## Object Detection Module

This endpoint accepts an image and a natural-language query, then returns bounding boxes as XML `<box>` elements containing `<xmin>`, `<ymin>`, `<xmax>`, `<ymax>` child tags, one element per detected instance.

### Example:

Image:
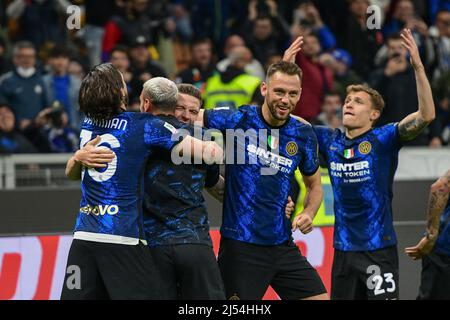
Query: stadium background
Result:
<box><xmin>1</xmin><ymin>148</ymin><xmax>449</xmax><ymax>300</ymax></box>
<box><xmin>1</xmin><ymin>0</ymin><xmax>450</xmax><ymax>300</ymax></box>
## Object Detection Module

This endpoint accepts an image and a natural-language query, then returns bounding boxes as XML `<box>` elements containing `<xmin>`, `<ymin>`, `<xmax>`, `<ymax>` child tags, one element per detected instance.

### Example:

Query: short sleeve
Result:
<box><xmin>204</xmin><ymin>107</ymin><xmax>245</xmax><ymax>131</ymax></box>
<box><xmin>376</xmin><ymin>123</ymin><xmax>403</xmax><ymax>151</ymax></box>
<box><xmin>144</xmin><ymin>118</ymin><xmax>187</xmax><ymax>151</ymax></box>
<box><xmin>299</xmin><ymin>127</ymin><xmax>320</xmax><ymax>176</ymax></box>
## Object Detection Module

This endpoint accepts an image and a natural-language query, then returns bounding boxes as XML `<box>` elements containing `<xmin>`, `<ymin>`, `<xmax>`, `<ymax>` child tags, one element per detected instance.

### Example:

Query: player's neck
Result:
<box><xmin>152</xmin><ymin>110</ymin><xmax>174</xmax><ymax>117</ymax></box>
<box><xmin>261</xmin><ymin>103</ymin><xmax>286</xmax><ymax>127</ymax></box>
<box><xmin>345</xmin><ymin>125</ymin><xmax>372</xmax><ymax>139</ymax></box>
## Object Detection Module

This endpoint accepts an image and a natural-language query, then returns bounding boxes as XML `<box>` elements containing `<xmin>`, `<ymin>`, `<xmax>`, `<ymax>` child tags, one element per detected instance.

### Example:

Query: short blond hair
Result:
<box><xmin>346</xmin><ymin>84</ymin><xmax>385</xmax><ymax>113</ymax></box>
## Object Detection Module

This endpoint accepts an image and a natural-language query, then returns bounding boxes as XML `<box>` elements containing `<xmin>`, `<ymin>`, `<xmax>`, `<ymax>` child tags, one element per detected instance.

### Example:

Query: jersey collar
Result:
<box><xmin>257</xmin><ymin>105</ymin><xmax>291</xmax><ymax>129</ymax></box>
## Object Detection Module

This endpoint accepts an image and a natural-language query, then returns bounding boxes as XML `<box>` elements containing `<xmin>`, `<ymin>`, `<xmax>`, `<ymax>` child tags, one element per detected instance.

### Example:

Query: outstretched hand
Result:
<box><xmin>283</xmin><ymin>36</ymin><xmax>304</xmax><ymax>63</ymax></box>
<box><xmin>400</xmin><ymin>28</ymin><xmax>423</xmax><ymax>70</ymax></box>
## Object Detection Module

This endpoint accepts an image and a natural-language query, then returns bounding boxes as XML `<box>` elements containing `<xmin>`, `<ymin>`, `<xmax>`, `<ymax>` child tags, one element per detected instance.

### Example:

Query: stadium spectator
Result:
<box><xmin>102</xmin><ymin>0</ymin><xmax>154</xmax><ymax>61</ymax></box>
<box><xmin>145</xmin><ymin>0</ymin><xmax>179</xmax><ymax>77</ymax></box>
<box><xmin>369</xmin><ymin>33</ymin><xmax>441</xmax><ymax>146</ymax></box>
<box><xmin>67</xmin><ymin>58</ymin><xmax>86</xmax><ymax>81</ymax></box>
<box><xmin>0</xmin><ymin>36</ymin><xmax>12</xmax><ymax>75</ymax></box>
<box><xmin>42</xmin><ymin>46</ymin><xmax>82</xmax><ymax>130</ymax></box>
<box><xmin>6</xmin><ymin>0</ymin><xmax>70</xmax><ymax>51</ymax></box>
<box><xmin>290</xmin><ymin>1</ymin><xmax>336</xmax><ymax>51</ymax></box>
<box><xmin>376</xmin><ymin>0</ymin><xmax>431</xmax><ymax>73</ymax></box>
<box><xmin>0</xmin><ymin>41</ymin><xmax>47</xmax><ymax>131</ymax></box>
<box><xmin>314</xmin><ymin>92</ymin><xmax>343</xmax><ymax>130</ymax></box>
<box><xmin>190</xmin><ymin>0</ymin><xmax>244</xmax><ymax>53</ymax></box>
<box><xmin>0</xmin><ymin>103</ymin><xmax>37</xmax><ymax>154</ymax></box>
<box><xmin>80</xmin><ymin>0</ymin><xmax>121</xmax><ymax>68</ymax></box>
<box><xmin>337</xmin><ymin>0</ymin><xmax>383</xmax><ymax>80</ymax></box>
<box><xmin>128</xmin><ymin>37</ymin><xmax>167</xmax><ymax>109</ymax></box>
<box><xmin>433</xmin><ymin>70</ymin><xmax>450</xmax><ymax>145</ymax></box>
<box><xmin>293</xmin><ymin>33</ymin><xmax>334</xmax><ymax>121</ymax></box>
<box><xmin>35</xmin><ymin>102</ymin><xmax>79</xmax><ymax>153</ymax></box>
<box><xmin>428</xmin><ymin>9</ymin><xmax>450</xmax><ymax>80</ymax></box>
<box><xmin>319</xmin><ymin>48</ymin><xmax>362</xmax><ymax>99</ymax></box>
<box><xmin>109</xmin><ymin>46</ymin><xmax>134</xmax><ymax>107</ymax></box>
<box><xmin>383</xmin><ymin>0</ymin><xmax>428</xmax><ymax>37</ymax></box>
<box><xmin>244</xmin><ymin>15</ymin><xmax>289</xmax><ymax>67</ymax></box>
<box><xmin>174</xmin><ymin>38</ymin><xmax>215</xmax><ymax>90</ymax></box>
<box><xmin>203</xmin><ymin>46</ymin><xmax>262</xmax><ymax>109</ymax></box>
<box><xmin>217</xmin><ymin>34</ymin><xmax>266</xmax><ymax>81</ymax></box>
<box><xmin>171</xmin><ymin>2</ymin><xmax>193</xmax><ymax>43</ymax></box>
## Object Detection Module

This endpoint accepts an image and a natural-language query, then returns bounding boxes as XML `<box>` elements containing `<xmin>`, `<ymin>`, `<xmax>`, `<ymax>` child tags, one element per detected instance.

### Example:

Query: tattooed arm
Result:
<box><xmin>405</xmin><ymin>169</ymin><xmax>450</xmax><ymax>260</ymax></box>
<box><xmin>397</xmin><ymin>29</ymin><xmax>435</xmax><ymax>141</ymax></box>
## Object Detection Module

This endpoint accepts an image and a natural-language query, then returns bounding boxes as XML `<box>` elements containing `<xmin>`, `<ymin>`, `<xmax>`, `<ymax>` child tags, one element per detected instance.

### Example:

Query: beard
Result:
<box><xmin>267</xmin><ymin>98</ymin><xmax>291</xmax><ymax>121</ymax></box>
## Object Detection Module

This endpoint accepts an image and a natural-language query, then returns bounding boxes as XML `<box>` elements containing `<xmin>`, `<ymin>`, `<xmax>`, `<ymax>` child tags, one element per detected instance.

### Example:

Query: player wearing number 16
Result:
<box><xmin>61</xmin><ymin>64</ymin><xmax>220</xmax><ymax>299</ymax></box>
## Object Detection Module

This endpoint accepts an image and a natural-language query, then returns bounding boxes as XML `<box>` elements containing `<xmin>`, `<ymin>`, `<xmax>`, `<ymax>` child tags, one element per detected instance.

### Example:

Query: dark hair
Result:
<box><xmin>255</xmin><ymin>14</ymin><xmax>272</xmax><ymax>22</ymax></box>
<box><xmin>191</xmin><ymin>37</ymin><xmax>212</xmax><ymax>49</ymax></box>
<box><xmin>79</xmin><ymin>63</ymin><xmax>125</xmax><ymax>121</ymax></box>
<box><xmin>13</xmin><ymin>41</ymin><xmax>35</xmax><ymax>56</ymax></box>
<box><xmin>177</xmin><ymin>83</ymin><xmax>202</xmax><ymax>105</ymax></box>
<box><xmin>110</xmin><ymin>45</ymin><xmax>130</xmax><ymax>58</ymax></box>
<box><xmin>48</xmin><ymin>45</ymin><xmax>69</xmax><ymax>59</ymax></box>
<box><xmin>386</xmin><ymin>33</ymin><xmax>403</xmax><ymax>43</ymax></box>
<box><xmin>324</xmin><ymin>90</ymin><xmax>342</xmax><ymax>99</ymax></box>
<box><xmin>266</xmin><ymin>61</ymin><xmax>303</xmax><ymax>82</ymax></box>
<box><xmin>0</xmin><ymin>103</ymin><xmax>13</xmax><ymax>112</ymax></box>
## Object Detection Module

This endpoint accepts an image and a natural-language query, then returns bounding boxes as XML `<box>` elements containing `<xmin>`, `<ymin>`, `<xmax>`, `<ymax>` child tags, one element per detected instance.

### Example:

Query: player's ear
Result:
<box><xmin>370</xmin><ymin>109</ymin><xmax>380</xmax><ymax>122</ymax></box>
<box><xmin>144</xmin><ymin>98</ymin><xmax>153</xmax><ymax>113</ymax></box>
<box><xmin>260</xmin><ymin>82</ymin><xmax>267</xmax><ymax>97</ymax></box>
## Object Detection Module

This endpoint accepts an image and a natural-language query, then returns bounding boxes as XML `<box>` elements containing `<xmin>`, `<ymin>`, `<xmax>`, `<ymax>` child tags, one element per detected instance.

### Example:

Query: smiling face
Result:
<box><xmin>342</xmin><ymin>91</ymin><xmax>380</xmax><ymax>130</ymax></box>
<box><xmin>261</xmin><ymin>71</ymin><xmax>302</xmax><ymax>122</ymax></box>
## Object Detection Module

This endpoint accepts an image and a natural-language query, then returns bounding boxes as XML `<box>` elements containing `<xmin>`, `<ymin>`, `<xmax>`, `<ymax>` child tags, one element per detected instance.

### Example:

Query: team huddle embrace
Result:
<box><xmin>61</xmin><ymin>31</ymin><xmax>450</xmax><ymax>300</ymax></box>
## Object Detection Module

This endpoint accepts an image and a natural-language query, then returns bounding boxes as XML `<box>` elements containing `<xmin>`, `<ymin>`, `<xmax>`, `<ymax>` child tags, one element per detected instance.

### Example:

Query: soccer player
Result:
<box><xmin>62</xmin><ymin>65</ymin><xmax>219</xmax><ymax>299</ymax></box>
<box><xmin>405</xmin><ymin>169</ymin><xmax>450</xmax><ymax>300</ymax></box>
<box><xmin>284</xmin><ymin>29</ymin><xmax>436</xmax><ymax>299</ymax></box>
<box><xmin>142</xmin><ymin>83</ymin><xmax>226</xmax><ymax>299</ymax></box>
<box><xmin>79</xmin><ymin>82</ymin><xmax>296</xmax><ymax>299</ymax></box>
<box><xmin>196</xmin><ymin>61</ymin><xmax>328</xmax><ymax>300</ymax></box>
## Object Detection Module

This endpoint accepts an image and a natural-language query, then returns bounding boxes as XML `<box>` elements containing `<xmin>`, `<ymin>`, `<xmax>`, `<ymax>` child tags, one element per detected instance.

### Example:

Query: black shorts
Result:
<box><xmin>149</xmin><ymin>244</ymin><xmax>225</xmax><ymax>300</ymax></box>
<box><xmin>60</xmin><ymin>239</ymin><xmax>162</xmax><ymax>300</ymax></box>
<box><xmin>218</xmin><ymin>237</ymin><xmax>327</xmax><ymax>300</ymax></box>
<box><xmin>331</xmin><ymin>246</ymin><xmax>399</xmax><ymax>300</ymax></box>
<box><xmin>417</xmin><ymin>251</ymin><xmax>450</xmax><ymax>300</ymax></box>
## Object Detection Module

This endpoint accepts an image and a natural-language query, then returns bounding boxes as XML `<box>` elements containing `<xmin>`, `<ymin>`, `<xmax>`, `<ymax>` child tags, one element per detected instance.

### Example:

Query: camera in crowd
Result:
<box><xmin>45</xmin><ymin>101</ymin><xmax>66</xmax><ymax>129</ymax></box>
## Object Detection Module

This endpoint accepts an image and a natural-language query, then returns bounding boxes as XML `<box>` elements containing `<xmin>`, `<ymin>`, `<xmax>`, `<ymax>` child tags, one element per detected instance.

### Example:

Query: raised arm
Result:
<box><xmin>405</xmin><ymin>169</ymin><xmax>450</xmax><ymax>260</ymax></box>
<box><xmin>291</xmin><ymin>169</ymin><xmax>323</xmax><ymax>234</ymax></box>
<box><xmin>398</xmin><ymin>29</ymin><xmax>436</xmax><ymax>141</ymax></box>
<box><xmin>172</xmin><ymin>135</ymin><xmax>224</xmax><ymax>165</ymax></box>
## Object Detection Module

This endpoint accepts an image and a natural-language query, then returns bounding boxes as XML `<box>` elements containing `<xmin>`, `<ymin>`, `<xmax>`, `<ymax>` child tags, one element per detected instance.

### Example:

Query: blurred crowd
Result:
<box><xmin>0</xmin><ymin>0</ymin><xmax>450</xmax><ymax>154</ymax></box>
